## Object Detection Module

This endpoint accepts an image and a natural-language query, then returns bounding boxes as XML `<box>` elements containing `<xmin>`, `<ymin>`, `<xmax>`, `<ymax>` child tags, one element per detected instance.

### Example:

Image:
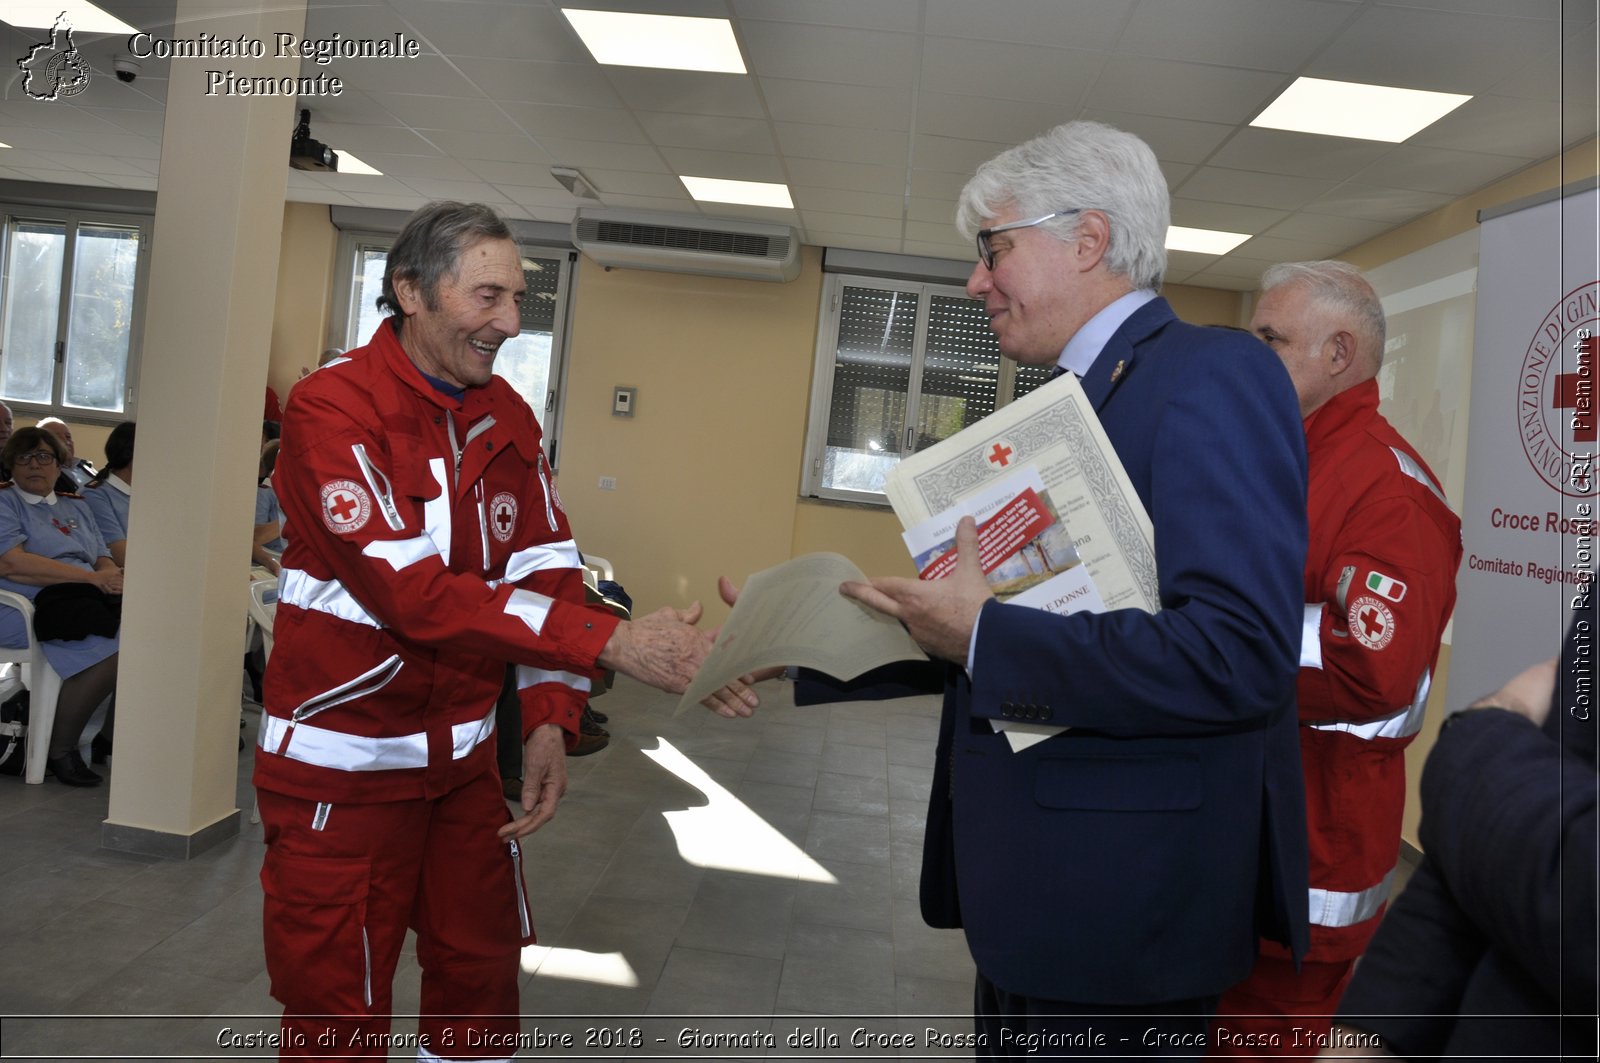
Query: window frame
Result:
<box><xmin>0</xmin><ymin>204</ymin><xmax>152</xmax><ymax>424</ymax></box>
<box><xmin>329</xmin><ymin>228</ymin><xmax>577</xmax><ymax>463</ymax></box>
<box><xmin>800</xmin><ymin>272</ymin><xmax>1029</xmax><ymax>506</ymax></box>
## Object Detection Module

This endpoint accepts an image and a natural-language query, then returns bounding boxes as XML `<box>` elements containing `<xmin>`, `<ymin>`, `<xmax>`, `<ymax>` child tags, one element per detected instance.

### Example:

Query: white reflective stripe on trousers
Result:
<box><xmin>1300</xmin><ymin>603</ymin><xmax>1325</xmax><ymax>669</ymax></box>
<box><xmin>258</xmin><ymin>705</ymin><xmax>497</xmax><ymax>772</ymax></box>
<box><xmin>280</xmin><ymin>569</ymin><xmax>384</xmax><ymax>629</ymax></box>
<box><xmin>1309</xmin><ymin>867</ymin><xmax>1396</xmax><ymax>927</ymax></box>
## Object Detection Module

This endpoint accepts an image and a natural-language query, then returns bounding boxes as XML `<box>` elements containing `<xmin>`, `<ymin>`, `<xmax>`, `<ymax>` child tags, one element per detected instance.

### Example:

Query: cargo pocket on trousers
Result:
<box><xmin>260</xmin><ymin>849</ymin><xmax>374</xmax><ymax>1015</ymax></box>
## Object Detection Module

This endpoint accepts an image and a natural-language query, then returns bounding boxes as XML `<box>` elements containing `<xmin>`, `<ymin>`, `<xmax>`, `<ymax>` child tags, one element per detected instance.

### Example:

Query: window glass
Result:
<box><xmin>0</xmin><ymin>219</ymin><xmax>66</xmax><ymax>404</ymax></box>
<box><xmin>64</xmin><ymin>224</ymin><xmax>139</xmax><ymax>411</ymax></box>
<box><xmin>803</xmin><ymin>274</ymin><xmax>1036</xmax><ymax>504</ymax></box>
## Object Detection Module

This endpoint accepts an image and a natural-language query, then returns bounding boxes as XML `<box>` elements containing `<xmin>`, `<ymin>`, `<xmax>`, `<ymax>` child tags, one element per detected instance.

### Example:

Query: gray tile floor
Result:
<box><xmin>0</xmin><ymin>679</ymin><xmax>978</xmax><ymax>1060</ymax></box>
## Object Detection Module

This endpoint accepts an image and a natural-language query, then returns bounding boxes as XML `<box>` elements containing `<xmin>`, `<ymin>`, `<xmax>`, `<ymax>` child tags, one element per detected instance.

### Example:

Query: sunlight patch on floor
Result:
<box><xmin>641</xmin><ymin>737</ymin><xmax>837</xmax><ymax>884</ymax></box>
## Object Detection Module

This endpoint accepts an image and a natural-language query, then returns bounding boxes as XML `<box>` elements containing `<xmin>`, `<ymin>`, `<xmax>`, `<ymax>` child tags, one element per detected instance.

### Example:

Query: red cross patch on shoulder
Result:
<box><xmin>1348</xmin><ymin>595</ymin><xmax>1395</xmax><ymax>651</ymax></box>
<box><xmin>320</xmin><ymin>479</ymin><xmax>372</xmax><ymax>535</ymax></box>
<box><xmin>489</xmin><ymin>491</ymin><xmax>518</xmax><ymax>543</ymax></box>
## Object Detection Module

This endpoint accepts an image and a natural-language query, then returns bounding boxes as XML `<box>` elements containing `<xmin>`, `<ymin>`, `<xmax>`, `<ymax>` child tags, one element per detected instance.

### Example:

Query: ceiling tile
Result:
<box><xmin>659</xmin><ymin>146</ymin><xmax>786</xmax><ymax>182</ymax></box>
<box><xmin>1307</xmin><ymin>4</ymin><xmax>1563</xmax><ymax>92</ymax></box>
<box><xmin>800</xmin><ymin>211</ymin><xmax>902</xmax><ymax>239</ymax></box>
<box><xmin>733</xmin><ymin>0</ymin><xmax>922</xmax><ymax>31</ymax></box>
<box><xmin>1206</xmin><ymin>128</ymin><xmax>1393</xmax><ymax>181</ymax></box>
<box><xmin>1258</xmin><ymin>212</ymin><xmax>1394</xmax><ymax>248</ymax></box>
<box><xmin>912</xmin><ymin>134</ymin><xmax>1015</xmax><ymax>176</ymax></box>
<box><xmin>1407</xmin><ymin>93</ymin><xmax>1569</xmax><ymax>157</ymax></box>
<box><xmin>605</xmin><ymin>68</ymin><xmax>766</xmax><ymax>118</ymax></box>
<box><xmin>637</xmin><ymin>112</ymin><xmax>778</xmax><ymax>155</ymax></box>
<box><xmin>914</xmin><ymin>91</ymin><xmax>1077</xmax><ymax>147</ymax></box>
<box><xmin>578</xmin><ymin>169</ymin><xmax>689</xmax><ymax>197</ymax></box>
<box><xmin>1169</xmin><ymin>198</ymin><xmax>1291</xmax><ymax>232</ymax></box>
<box><xmin>351</xmin><ymin>155</ymin><xmax>482</xmax><ymax>181</ymax></box>
<box><xmin>923</xmin><ymin>0</ymin><xmax>1133</xmax><ymax>49</ymax></box>
<box><xmin>500</xmin><ymin>102</ymin><xmax>647</xmax><ymax>144</ymax></box>
<box><xmin>773</xmin><ymin>122</ymin><xmax>908</xmax><ymax>168</ymax></box>
<box><xmin>739</xmin><ymin>21</ymin><xmax>918</xmax><ymax>88</ymax></box>
<box><xmin>1350</xmin><ymin>144</ymin><xmax>1536</xmax><ymax>195</ymax></box>
<box><xmin>1087</xmin><ymin>59</ymin><xmax>1291</xmax><ymax>125</ymax></box>
<box><xmin>464</xmin><ymin>58</ymin><xmax>624</xmax><ymax>107</ymax></box>
<box><xmin>380</xmin><ymin>94</ymin><xmax>523</xmax><ymax>135</ymax></box>
<box><xmin>388</xmin><ymin>1</ymin><xmax>588</xmax><ymax>63</ymax></box>
<box><xmin>920</xmin><ymin>36</ymin><xmax>1102</xmax><ymax>108</ymax></box>
<box><xmin>760</xmin><ymin>77</ymin><xmax>914</xmax><ymax>130</ymax></box>
<box><xmin>534</xmin><ymin>137</ymin><xmax>667</xmax><ymax>173</ymax></box>
<box><xmin>785</xmin><ymin>157</ymin><xmax>905</xmax><ymax>195</ymax></box>
<box><xmin>1302</xmin><ymin>183</ymin><xmax>1456</xmax><ymax>223</ymax></box>
<box><xmin>1176</xmin><ymin>167</ymin><xmax>1340</xmax><ymax>210</ymax></box>
<box><xmin>1119</xmin><ymin>0</ymin><xmax>1359</xmax><ymax>70</ymax></box>
<box><xmin>792</xmin><ymin>187</ymin><xmax>906</xmax><ymax>217</ymax></box>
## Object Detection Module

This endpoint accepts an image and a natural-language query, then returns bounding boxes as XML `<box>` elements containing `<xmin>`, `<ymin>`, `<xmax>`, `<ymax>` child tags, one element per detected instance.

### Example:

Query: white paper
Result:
<box><xmin>675</xmin><ymin>552</ymin><xmax>927</xmax><ymax>715</ymax></box>
<box><xmin>885</xmin><ymin>374</ymin><xmax>1158</xmax><ymax>751</ymax></box>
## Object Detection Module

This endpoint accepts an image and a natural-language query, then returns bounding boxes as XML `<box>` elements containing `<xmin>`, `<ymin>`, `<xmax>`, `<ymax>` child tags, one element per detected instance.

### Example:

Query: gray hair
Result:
<box><xmin>378</xmin><ymin>201</ymin><xmax>514</xmax><ymax>318</ymax></box>
<box><xmin>1261</xmin><ymin>260</ymin><xmax>1387</xmax><ymax>369</ymax></box>
<box><xmin>957</xmin><ymin>120</ymin><xmax>1170</xmax><ymax>290</ymax></box>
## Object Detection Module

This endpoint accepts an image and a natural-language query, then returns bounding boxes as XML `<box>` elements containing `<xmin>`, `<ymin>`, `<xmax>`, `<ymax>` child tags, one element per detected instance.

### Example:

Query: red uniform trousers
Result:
<box><xmin>1208</xmin><ymin>955</ymin><xmax>1354</xmax><ymax>1058</ymax></box>
<box><xmin>258</xmin><ymin>769</ymin><xmax>534</xmax><ymax>1061</ymax></box>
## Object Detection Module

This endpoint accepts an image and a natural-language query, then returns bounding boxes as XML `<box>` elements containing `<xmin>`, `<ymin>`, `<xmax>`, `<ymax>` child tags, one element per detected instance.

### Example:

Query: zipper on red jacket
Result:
<box><xmin>276</xmin><ymin>655</ymin><xmax>405</xmax><ymax>756</ymax></box>
<box><xmin>508</xmin><ymin>839</ymin><xmax>531</xmax><ymax>937</ymax></box>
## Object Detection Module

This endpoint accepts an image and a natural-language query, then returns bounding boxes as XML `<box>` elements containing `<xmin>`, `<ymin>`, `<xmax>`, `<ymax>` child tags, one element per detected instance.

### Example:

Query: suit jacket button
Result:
<box><xmin>1040</xmin><ymin>707</ymin><xmax>1053</xmax><ymax>721</ymax></box>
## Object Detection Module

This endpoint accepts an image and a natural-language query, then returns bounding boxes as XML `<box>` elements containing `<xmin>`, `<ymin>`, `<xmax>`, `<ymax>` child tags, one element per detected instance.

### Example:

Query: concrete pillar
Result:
<box><xmin>102</xmin><ymin>0</ymin><xmax>306</xmax><ymax>857</ymax></box>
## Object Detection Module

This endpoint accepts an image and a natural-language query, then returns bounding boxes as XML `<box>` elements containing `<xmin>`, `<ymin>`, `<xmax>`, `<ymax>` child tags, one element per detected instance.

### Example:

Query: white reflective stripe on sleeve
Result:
<box><xmin>515</xmin><ymin>664</ymin><xmax>592</xmax><ymax>696</ymax></box>
<box><xmin>1308</xmin><ymin>867</ymin><xmax>1396</xmax><ymax>928</ymax></box>
<box><xmin>1308</xmin><ymin>668</ymin><xmax>1431</xmax><ymax>741</ymax></box>
<box><xmin>504</xmin><ymin>539</ymin><xmax>583</xmax><ymax>583</ymax></box>
<box><xmin>361</xmin><ymin>535</ymin><xmax>439</xmax><ymax>572</ymax></box>
<box><xmin>422</xmin><ymin>457</ymin><xmax>452</xmax><ymax>565</ymax></box>
<box><xmin>279</xmin><ymin>569</ymin><xmax>383</xmax><ymax>629</ymax></box>
<box><xmin>1390</xmin><ymin>446</ymin><xmax>1449</xmax><ymax>507</ymax></box>
<box><xmin>1301</xmin><ymin>604</ymin><xmax>1325</xmax><ymax>669</ymax></box>
<box><xmin>258</xmin><ymin>704</ymin><xmax>497</xmax><ymax>772</ymax></box>
<box><xmin>505</xmin><ymin>588</ymin><xmax>555</xmax><ymax>635</ymax></box>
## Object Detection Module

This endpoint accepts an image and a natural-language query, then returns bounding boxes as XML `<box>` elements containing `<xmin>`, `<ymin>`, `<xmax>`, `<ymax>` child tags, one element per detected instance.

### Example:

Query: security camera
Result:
<box><xmin>113</xmin><ymin>56</ymin><xmax>140</xmax><ymax>83</ymax></box>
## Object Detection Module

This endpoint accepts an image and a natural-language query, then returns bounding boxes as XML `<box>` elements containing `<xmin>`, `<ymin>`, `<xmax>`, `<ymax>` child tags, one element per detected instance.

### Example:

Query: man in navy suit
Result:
<box><xmin>836</xmin><ymin>120</ymin><xmax>1311</xmax><ymax>1055</ymax></box>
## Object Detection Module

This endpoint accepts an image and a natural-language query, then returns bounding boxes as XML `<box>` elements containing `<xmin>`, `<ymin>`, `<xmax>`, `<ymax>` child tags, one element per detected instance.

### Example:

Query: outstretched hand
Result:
<box><xmin>498</xmin><ymin>724</ymin><xmax>567</xmax><ymax>840</ymax></box>
<box><xmin>840</xmin><ymin>516</ymin><xmax>991</xmax><ymax>665</ymax></box>
<box><xmin>598</xmin><ymin>601</ymin><xmax>760</xmax><ymax>717</ymax></box>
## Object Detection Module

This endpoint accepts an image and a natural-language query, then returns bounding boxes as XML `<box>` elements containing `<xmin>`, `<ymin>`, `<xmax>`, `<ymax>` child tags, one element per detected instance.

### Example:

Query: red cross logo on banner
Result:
<box><xmin>1553</xmin><ymin>334</ymin><xmax>1596</xmax><ymax>444</ymax></box>
<box><xmin>489</xmin><ymin>491</ymin><xmax>518</xmax><ymax>543</ymax></box>
<box><xmin>320</xmin><ymin>479</ymin><xmax>372</xmax><ymax>535</ymax></box>
<box><xmin>1348</xmin><ymin>595</ymin><xmax>1395</xmax><ymax>651</ymax></box>
<box><xmin>987</xmin><ymin>442</ymin><xmax>1015</xmax><ymax>468</ymax></box>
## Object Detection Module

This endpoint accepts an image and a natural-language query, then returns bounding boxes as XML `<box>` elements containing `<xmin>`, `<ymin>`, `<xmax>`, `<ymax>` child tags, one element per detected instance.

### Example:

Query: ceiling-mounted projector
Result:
<box><xmin>289</xmin><ymin>108</ymin><xmax>337</xmax><ymax>172</ymax></box>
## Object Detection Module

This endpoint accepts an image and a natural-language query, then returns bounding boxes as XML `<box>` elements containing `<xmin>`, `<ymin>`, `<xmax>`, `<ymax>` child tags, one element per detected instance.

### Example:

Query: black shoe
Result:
<box><xmin>47</xmin><ymin>752</ymin><xmax>102</xmax><ymax>787</ymax></box>
<box><xmin>580</xmin><ymin>707</ymin><xmax>609</xmax><ymax>738</ymax></box>
<box><xmin>566</xmin><ymin>731</ymin><xmax>609</xmax><ymax>757</ymax></box>
<box><xmin>90</xmin><ymin>733</ymin><xmax>112</xmax><ymax>765</ymax></box>
<box><xmin>586</xmin><ymin>709</ymin><xmax>608</xmax><ymax>724</ymax></box>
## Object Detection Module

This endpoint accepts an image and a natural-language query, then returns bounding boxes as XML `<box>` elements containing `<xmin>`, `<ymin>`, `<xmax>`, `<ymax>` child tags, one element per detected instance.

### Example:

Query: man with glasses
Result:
<box><xmin>834</xmin><ymin>121</ymin><xmax>1311</xmax><ymax>1054</ymax></box>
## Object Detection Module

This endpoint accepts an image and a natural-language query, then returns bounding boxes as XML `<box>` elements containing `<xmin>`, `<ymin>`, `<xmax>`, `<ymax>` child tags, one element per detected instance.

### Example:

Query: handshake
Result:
<box><xmin>593</xmin><ymin>588</ymin><xmax>761</xmax><ymax>718</ymax></box>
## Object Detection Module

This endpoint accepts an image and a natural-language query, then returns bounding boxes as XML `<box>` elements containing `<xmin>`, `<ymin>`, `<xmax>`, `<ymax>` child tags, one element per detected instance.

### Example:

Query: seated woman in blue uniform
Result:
<box><xmin>82</xmin><ymin>421</ymin><xmax>134</xmax><ymax>568</ymax></box>
<box><xmin>0</xmin><ymin>427</ymin><xmax>123</xmax><ymax>786</ymax></box>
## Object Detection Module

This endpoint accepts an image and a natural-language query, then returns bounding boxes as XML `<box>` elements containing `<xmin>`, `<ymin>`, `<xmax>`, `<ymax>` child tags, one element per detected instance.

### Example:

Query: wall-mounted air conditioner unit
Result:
<box><xmin>571</xmin><ymin>209</ymin><xmax>801</xmax><ymax>283</ymax></box>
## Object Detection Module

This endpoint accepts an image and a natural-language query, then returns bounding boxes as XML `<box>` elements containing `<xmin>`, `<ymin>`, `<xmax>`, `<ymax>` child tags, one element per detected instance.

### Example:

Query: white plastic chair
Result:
<box><xmin>580</xmin><ymin>553</ymin><xmax>614</xmax><ymax>593</ymax></box>
<box><xmin>0</xmin><ymin>589</ymin><xmax>65</xmax><ymax>785</ymax></box>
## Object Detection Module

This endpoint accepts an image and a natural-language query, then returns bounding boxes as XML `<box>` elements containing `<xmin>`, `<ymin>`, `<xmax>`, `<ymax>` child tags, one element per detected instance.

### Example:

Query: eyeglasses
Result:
<box><xmin>13</xmin><ymin>451</ymin><xmax>59</xmax><ymax>467</ymax></box>
<box><xmin>976</xmin><ymin>209</ymin><xmax>1083</xmax><ymax>271</ymax></box>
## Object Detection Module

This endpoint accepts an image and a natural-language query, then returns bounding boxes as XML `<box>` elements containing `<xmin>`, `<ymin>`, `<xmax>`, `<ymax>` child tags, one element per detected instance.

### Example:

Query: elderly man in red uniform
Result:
<box><xmin>1211</xmin><ymin>260</ymin><xmax>1463</xmax><ymax>1055</ymax></box>
<box><xmin>256</xmin><ymin>201</ymin><xmax>752</xmax><ymax>1061</ymax></box>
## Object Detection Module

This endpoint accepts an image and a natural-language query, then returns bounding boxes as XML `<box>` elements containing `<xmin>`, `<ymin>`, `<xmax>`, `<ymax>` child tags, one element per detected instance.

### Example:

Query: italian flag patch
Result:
<box><xmin>1365</xmin><ymin>571</ymin><xmax>1407</xmax><ymax>602</ymax></box>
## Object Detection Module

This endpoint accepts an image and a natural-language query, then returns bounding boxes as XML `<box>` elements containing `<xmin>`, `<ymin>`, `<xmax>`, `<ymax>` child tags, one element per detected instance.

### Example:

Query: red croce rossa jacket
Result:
<box><xmin>254</xmin><ymin>322</ymin><xmax>621</xmax><ymax>804</ymax></box>
<box><xmin>1284</xmin><ymin>378</ymin><xmax>1462</xmax><ymax>962</ymax></box>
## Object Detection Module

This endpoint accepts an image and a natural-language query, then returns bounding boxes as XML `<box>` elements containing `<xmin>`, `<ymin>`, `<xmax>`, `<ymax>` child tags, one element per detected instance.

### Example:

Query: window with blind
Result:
<box><xmin>802</xmin><ymin>274</ymin><xmax>1054</xmax><ymax>504</ymax></box>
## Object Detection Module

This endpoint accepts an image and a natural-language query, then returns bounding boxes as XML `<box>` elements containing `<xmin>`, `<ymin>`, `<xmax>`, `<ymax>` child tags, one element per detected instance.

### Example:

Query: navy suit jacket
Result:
<box><xmin>808</xmin><ymin>296</ymin><xmax>1310</xmax><ymax>1004</ymax></box>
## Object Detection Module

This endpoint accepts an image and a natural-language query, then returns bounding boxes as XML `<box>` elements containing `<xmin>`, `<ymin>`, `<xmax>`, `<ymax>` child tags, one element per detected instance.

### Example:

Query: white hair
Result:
<box><xmin>957</xmin><ymin>120</ymin><xmax>1170</xmax><ymax>290</ymax></box>
<box><xmin>1261</xmin><ymin>260</ymin><xmax>1387</xmax><ymax>369</ymax></box>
